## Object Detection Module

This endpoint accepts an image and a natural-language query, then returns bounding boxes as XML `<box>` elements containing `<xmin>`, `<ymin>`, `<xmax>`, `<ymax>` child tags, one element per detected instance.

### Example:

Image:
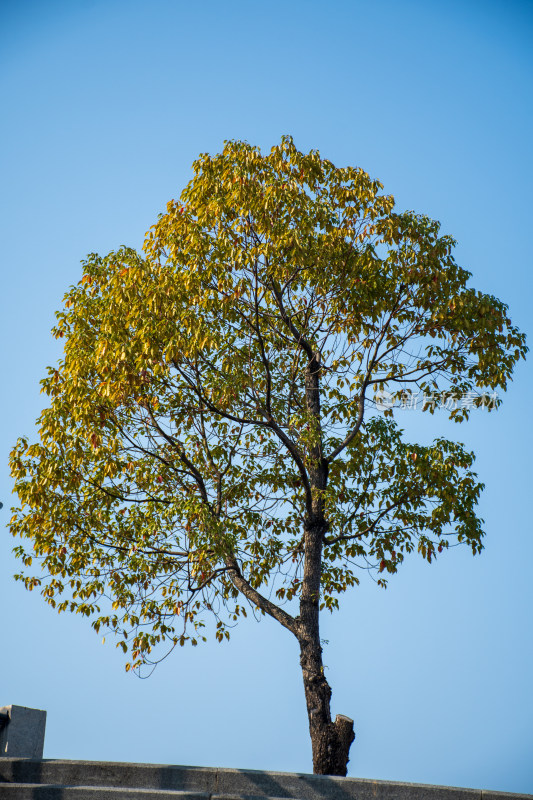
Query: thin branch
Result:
<box><xmin>324</xmin><ymin>494</ymin><xmax>410</xmax><ymax>547</ymax></box>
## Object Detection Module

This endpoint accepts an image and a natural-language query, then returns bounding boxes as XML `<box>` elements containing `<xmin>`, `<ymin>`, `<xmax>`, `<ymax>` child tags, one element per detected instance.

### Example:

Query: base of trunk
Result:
<box><xmin>312</xmin><ymin>714</ymin><xmax>355</xmax><ymax>776</ymax></box>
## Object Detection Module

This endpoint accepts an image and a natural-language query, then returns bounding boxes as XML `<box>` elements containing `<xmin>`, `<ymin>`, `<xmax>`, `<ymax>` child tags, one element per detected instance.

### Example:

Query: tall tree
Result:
<box><xmin>9</xmin><ymin>137</ymin><xmax>526</xmax><ymax>775</ymax></box>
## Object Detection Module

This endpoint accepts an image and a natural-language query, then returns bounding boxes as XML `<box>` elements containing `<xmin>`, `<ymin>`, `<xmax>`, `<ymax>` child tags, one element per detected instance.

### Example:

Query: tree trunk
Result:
<box><xmin>297</xmin><ymin>352</ymin><xmax>355</xmax><ymax>775</ymax></box>
<box><xmin>299</xmin><ymin>633</ymin><xmax>355</xmax><ymax>774</ymax></box>
<box><xmin>298</xmin><ymin>561</ymin><xmax>355</xmax><ymax>775</ymax></box>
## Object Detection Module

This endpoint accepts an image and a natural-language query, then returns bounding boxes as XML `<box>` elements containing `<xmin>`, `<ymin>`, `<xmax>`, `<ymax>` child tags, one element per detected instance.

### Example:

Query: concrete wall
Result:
<box><xmin>0</xmin><ymin>760</ymin><xmax>531</xmax><ymax>800</ymax></box>
<box><xmin>0</xmin><ymin>705</ymin><xmax>47</xmax><ymax>759</ymax></box>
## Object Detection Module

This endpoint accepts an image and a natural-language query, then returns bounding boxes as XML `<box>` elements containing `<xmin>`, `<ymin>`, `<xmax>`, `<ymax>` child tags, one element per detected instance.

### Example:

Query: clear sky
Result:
<box><xmin>1</xmin><ymin>0</ymin><xmax>532</xmax><ymax>793</ymax></box>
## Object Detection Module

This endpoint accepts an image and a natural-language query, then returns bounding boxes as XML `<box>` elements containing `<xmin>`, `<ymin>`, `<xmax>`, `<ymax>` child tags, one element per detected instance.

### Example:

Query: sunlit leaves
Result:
<box><xmin>9</xmin><ymin>136</ymin><xmax>527</xmax><ymax>672</ymax></box>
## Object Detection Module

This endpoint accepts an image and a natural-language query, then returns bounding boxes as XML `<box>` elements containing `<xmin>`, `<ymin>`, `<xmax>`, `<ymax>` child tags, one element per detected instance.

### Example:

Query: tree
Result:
<box><xmin>9</xmin><ymin>137</ymin><xmax>527</xmax><ymax>775</ymax></box>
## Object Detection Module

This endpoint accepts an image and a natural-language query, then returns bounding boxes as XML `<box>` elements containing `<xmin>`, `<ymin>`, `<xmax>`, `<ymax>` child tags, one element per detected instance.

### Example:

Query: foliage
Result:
<box><xmin>10</xmin><ymin>137</ymin><xmax>527</xmax><ymax>675</ymax></box>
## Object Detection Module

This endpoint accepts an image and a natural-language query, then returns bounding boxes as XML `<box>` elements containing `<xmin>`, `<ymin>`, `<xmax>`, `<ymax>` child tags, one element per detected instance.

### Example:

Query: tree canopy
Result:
<box><xmin>9</xmin><ymin>136</ymin><xmax>527</xmax><ymax>774</ymax></box>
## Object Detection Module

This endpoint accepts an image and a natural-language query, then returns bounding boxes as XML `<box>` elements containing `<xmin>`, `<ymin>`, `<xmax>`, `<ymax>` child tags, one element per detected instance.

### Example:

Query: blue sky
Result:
<box><xmin>1</xmin><ymin>0</ymin><xmax>532</xmax><ymax>793</ymax></box>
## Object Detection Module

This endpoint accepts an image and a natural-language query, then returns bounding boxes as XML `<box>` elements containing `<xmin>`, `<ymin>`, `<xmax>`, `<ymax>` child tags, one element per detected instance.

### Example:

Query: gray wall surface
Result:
<box><xmin>0</xmin><ymin>705</ymin><xmax>47</xmax><ymax>759</ymax></box>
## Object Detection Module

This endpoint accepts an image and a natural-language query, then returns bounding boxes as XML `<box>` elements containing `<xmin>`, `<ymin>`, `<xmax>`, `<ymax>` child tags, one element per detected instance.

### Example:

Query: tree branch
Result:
<box><xmin>224</xmin><ymin>554</ymin><xmax>299</xmax><ymax>636</ymax></box>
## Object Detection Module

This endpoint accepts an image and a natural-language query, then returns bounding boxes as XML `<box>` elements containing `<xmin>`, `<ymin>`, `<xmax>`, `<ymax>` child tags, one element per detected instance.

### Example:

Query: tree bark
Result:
<box><xmin>297</xmin><ymin>353</ymin><xmax>355</xmax><ymax>775</ymax></box>
<box><xmin>298</xmin><ymin>518</ymin><xmax>355</xmax><ymax>775</ymax></box>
